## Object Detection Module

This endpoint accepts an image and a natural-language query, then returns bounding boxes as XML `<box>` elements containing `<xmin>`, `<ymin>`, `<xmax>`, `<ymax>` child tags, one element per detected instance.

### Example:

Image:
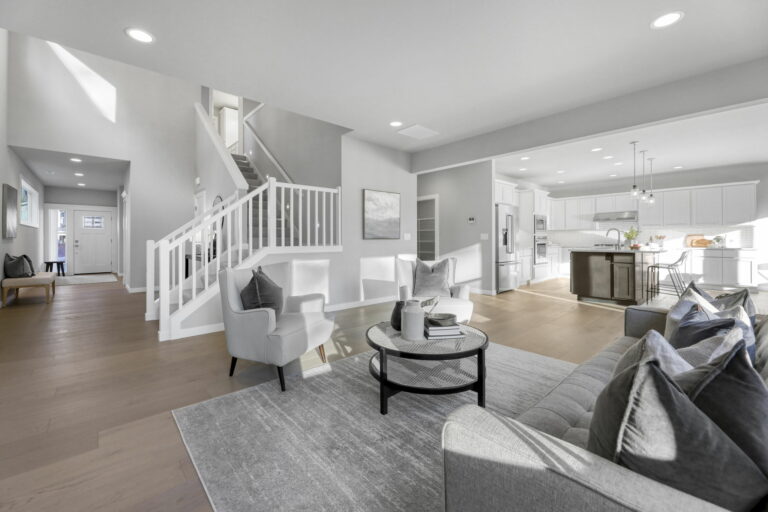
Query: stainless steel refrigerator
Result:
<box><xmin>496</xmin><ymin>203</ymin><xmax>520</xmax><ymax>293</ymax></box>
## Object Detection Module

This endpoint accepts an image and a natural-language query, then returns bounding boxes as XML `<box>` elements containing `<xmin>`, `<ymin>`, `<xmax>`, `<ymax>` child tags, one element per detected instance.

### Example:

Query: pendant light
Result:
<box><xmin>639</xmin><ymin>150</ymin><xmax>648</xmax><ymax>201</ymax></box>
<box><xmin>648</xmin><ymin>157</ymin><xmax>655</xmax><ymax>204</ymax></box>
<box><xmin>630</xmin><ymin>141</ymin><xmax>639</xmax><ymax>196</ymax></box>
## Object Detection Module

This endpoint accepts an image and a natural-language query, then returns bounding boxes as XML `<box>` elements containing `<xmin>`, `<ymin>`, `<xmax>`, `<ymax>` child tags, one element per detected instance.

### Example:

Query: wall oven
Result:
<box><xmin>534</xmin><ymin>236</ymin><xmax>548</xmax><ymax>265</ymax></box>
<box><xmin>534</xmin><ymin>215</ymin><xmax>548</xmax><ymax>233</ymax></box>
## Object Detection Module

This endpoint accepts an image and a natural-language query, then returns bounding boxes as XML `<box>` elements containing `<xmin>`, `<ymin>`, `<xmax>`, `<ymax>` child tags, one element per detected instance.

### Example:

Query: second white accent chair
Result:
<box><xmin>218</xmin><ymin>268</ymin><xmax>335</xmax><ymax>391</ymax></box>
<box><xmin>395</xmin><ymin>257</ymin><xmax>474</xmax><ymax>323</ymax></box>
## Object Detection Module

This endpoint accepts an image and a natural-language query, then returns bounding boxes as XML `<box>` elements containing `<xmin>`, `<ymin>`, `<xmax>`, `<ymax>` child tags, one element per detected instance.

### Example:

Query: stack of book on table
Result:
<box><xmin>424</xmin><ymin>318</ymin><xmax>464</xmax><ymax>340</ymax></box>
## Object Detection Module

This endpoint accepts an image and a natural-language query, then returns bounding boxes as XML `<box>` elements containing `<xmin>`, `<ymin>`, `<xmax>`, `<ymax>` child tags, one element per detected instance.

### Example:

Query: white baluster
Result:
<box><xmin>314</xmin><ymin>190</ymin><xmax>319</xmax><ymax>246</ymax></box>
<box><xmin>322</xmin><ymin>191</ymin><xmax>327</xmax><ymax>246</ymax></box>
<box><xmin>298</xmin><ymin>189</ymin><xmax>303</xmax><ymax>247</ymax></box>
<box><xmin>191</xmin><ymin>238</ymin><xmax>197</xmax><ymax>300</ymax></box>
<box><xmin>237</xmin><ymin>204</ymin><xmax>243</xmax><ymax>264</ymax></box>
<box><xmin>290</xmin><ymin>188</ymin><xmax>294</xmax><ymax>247</ymax></box>
<box><xmin>202</xmin><ymin>223</ymin><xmax>208</xmax><ymax>291</ymax></box>
<box><xmin>227</xmin><ymin>211</ymin><xmax>232</xmax><ymax>268</ymax></box>
<box><xmin>259</xmin><ymin>191</ymin><xmax>264</xmax><ymax>249</ymax></box>
<box><xmin>337</xmin><ymin>186</ymin><xmax>342</xmax><ymax>246</ymax></box>
<box><xmin>281</xmin><ymin>186</ymin><xmax>285</xmax><ymax>247</ymax></box>
<box><xmin>268</xmin><ymin>178</ymin><xmax>277</xmax><ymax>248</ymax></box>
<box><xmin>145</xmin><ymin>240</ymin><xmax>155</xmax><ymax>318</ymax></box>
<box><xmin>158</xmin><ymin>239</ymin><xmax>170</xmax><ymax>338</ymax></box>
<box><xmin>248</xmin><ymin>197</ymin><xmax>253</xmax><ymax>256</ymax></box>
<box><xmin>178</xmin><ymin>245</ymin><xmax>183</xmax><ymax>308</ymax></box>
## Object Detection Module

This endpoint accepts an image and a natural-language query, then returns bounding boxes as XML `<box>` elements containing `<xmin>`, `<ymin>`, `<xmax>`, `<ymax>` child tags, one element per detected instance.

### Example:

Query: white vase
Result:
<box><xmin>401</xmin><ymin>300</ymin><xmax>424</xmax><ymax>341</ymax></box>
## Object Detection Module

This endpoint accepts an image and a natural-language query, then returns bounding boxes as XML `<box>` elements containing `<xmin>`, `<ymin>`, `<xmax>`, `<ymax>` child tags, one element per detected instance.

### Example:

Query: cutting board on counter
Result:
<box><xmin>685</xmin><ymin>234</ymin><xmax>712</xmax><ymax>247</ymax></box>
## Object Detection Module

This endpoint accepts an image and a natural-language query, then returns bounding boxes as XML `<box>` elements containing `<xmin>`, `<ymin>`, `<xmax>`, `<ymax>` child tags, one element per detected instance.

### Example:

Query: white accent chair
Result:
<box><xmin>218</xmin><ymin>268</ymin><xmax>335</xmax><ymax>390</ymax></box>
<box><xmin>395</xmin><ymin>257</ymin><xmax>474</xmax><ymax>323</ymax></box>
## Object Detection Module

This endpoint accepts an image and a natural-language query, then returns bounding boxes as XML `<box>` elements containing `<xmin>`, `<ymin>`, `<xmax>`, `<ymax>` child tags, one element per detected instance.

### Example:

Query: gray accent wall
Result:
<box><xmin>244</xmin><ymin>104</ymin><xmax>350</xmax><ymax>188</ymax></box>
<box><xmin>7</xmin><ymin>33</ymin><xmax>200</xmax><ymax>289</ymax></box>
<box><xmin>0</xmin><ymin>29</ymin><xmax>45</xmax><ymax>285</ymax></box>
<box><xmin>44</xmin><ymin>186</ymin><xmax>117</xmax><ymax>207</ymax></box>
<box><xmin>418</xmin><ymin>161</ymin><xmax>495</xmax><ymax>293</ymax></box>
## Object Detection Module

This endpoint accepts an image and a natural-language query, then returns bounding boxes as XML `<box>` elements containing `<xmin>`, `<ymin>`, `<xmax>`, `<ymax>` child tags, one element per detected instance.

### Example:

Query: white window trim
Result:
<box><xmin>19</xmin><ymin>178</ymin><xmax>40</xmax><ymax>228</ymax></box>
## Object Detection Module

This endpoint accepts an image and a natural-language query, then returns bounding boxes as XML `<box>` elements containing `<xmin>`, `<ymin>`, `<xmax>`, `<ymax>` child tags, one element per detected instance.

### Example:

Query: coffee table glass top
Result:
<box><xmin>366</xmin><ymin>322</ymin><xmax>488</xmax><ymax>357</ymax></box>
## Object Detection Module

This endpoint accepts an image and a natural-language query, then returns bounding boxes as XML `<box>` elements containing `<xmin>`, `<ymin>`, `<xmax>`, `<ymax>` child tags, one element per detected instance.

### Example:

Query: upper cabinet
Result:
<box><xmin>578</xmin><ymin>197</ymin><xmax>595</xmax><ymax>230</ymax></box>
<box><xmin>722</xmin><ymin>184</ymin><xmax>756</xmax><ymax>225</ymax></box>
<box><xmin>564</xmin><ymin>198</ymin><xmax>580</xmax><ymax>230</ymax></box>
<box><xmin>639</xmin><ymin>192</ymin><xmax>663</xmax><ymax>226</ymax></box>
<box><xmin>595</xmin><ymin>194</ymin><xmax>638</xmax><ymax>213</ymax></box>
<box><xmin>614</xmin><ymin>195</ymin><xmax>638</xmax><ymax>212</ymax></box>
<box><xmin>595</xmin><ymin>195</ymin><xmax>615</xmax><ymax>212</ymax></box>
<box><xmin>495</xmin><ymin>180</ymin><xmax>518</xmax><ymax>206</ymax></box>
<box><xmin>662</xmin><ymin>189</ymin><xmax>691</xmax><ymax>226</ymax></box>
<box><xmin>550</xmin><ymin>199</ymin><xmax>565</xmax><ymax>230</ymax></box>
<box><xmin>533</xmin><ymin>189</ymin><xmax>549</xmax><ymax>216</ymax></box>
<box><xmin>692</xmin><ymin>187</ymin><xmax>723</xmax><ymax>225</ymax></box>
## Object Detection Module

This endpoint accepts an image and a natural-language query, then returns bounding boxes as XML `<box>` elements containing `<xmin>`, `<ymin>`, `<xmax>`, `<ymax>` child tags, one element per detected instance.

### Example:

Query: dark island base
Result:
<box><xmin>570</xmin><ymin>251</ymin><xmax>659</xmax><ymax>306</ymax></box>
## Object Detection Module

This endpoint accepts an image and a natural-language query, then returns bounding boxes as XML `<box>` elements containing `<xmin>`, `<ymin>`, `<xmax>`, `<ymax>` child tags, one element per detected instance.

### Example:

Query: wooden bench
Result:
<box><xmin>1</xmin><ymin>272</ymin><xmax>56</xmax><ymax>305</ymax></box>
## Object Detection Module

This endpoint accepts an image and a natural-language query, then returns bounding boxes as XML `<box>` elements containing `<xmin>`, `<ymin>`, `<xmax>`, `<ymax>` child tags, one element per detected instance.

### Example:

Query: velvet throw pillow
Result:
<box><xmin>676</xmin><ymin>327</ymin><xmax>744</xmax><ymax>368</ymax></box>
<box><xmin>239</xmin><ymin>267</ymin><xmax>283</xmax><ymax>319</ymax></box>
<box><xmin>669</xmin><ymin>305</ymin><xmax>755</xmax><ymax>359</ymax></box>
<box><xmin>685</xmin><ymin>282</ymin><xmax>757</xmax><ymax>320</ymax></box>
<box><xmin>3</xmin><ymin>254</ymin><xmax>35</xmax><ymax>278</ymax></box>
<box><xmin>588</xmin><ymin>357</ymin><xmax>768</xmax><ymax>510</ymax></box>
<box><xmin>613</xmin><ymin>330</ymin><xmax>692</xmax><ymax>378</ymax></box>
<box><xmin>413</xmin><ymin>259</ymin><xmax>451</xmax><ymax>297</ymax></box>
<box><xmin>664</xmin><ymin>288</ymin><xmax>719</xmax><ymax>339</ymax></box>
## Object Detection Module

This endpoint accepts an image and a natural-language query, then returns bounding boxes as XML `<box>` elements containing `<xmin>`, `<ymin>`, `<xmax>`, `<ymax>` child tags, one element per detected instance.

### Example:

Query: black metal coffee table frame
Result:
<box><xmin>366</xmin><ymin>323</ymin><xmax>489</xmax><ymax>415</ymax></box>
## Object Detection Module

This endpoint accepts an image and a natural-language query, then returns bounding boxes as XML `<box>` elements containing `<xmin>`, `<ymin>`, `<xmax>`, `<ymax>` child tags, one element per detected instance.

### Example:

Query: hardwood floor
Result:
<box><xmin>0</xmin><ymin>277</ymin><xmax>623</xmax><ymax>511</ymax></box>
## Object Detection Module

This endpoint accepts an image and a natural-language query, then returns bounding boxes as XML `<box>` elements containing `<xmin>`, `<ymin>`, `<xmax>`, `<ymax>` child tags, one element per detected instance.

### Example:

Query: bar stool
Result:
<box><xmin>647</xmin><ymin>250</ymin><xmax>689</xmax><ymax>298</ymax></box>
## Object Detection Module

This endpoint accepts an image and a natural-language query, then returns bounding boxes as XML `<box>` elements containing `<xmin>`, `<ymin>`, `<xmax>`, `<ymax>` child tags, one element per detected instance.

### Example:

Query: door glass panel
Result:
<box><xmin>82</xmin><ymin>216</ymin><xmax>104</xmax><ymax>229</ymax></box>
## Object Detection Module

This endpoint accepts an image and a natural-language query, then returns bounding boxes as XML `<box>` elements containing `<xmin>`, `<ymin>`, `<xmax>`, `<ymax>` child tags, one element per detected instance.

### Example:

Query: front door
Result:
<box><xmin>74</xmin><ymin>210</ymin><xmax>112</xmax><ymax>274</ymax></box>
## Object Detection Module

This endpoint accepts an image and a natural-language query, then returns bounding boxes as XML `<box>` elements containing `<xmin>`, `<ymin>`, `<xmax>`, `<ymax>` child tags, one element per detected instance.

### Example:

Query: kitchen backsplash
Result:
<box><xmin>548</xmin><ymin>223</ymin><xmax>755</xmax><ymax>249</ymax></box>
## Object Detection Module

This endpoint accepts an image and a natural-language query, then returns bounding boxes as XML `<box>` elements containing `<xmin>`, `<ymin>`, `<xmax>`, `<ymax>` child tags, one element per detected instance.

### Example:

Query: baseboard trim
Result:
<box><xmin>162</xmin><ymin>322</ymin><xmax>225</xmax><ymax>342</ymax></box>
<box><xmin>326</xmin><ymin>295</ymin><xmax>397</xmax><ymax>312</ymax></box>
<box><xmin>470</xmin><ymin>288</ymin><xmax>496</xmax><ymax>296</ymax></box>
<box><xmin>126</xmin><ymin>286</ymin><xmax>147</xmax><ymax>293</ymax></box>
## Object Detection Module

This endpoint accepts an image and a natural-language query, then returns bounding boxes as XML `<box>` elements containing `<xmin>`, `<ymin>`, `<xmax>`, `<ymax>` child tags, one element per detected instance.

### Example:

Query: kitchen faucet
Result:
<box><xmin>605</xmin><ymin>228</ymin><xmax>622</xmax><ymax>249</ymax></box>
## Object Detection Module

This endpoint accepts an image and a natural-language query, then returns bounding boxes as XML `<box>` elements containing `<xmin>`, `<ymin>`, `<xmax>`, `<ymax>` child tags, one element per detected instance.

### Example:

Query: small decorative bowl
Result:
<box><xmin>427</xmin><ymin>313</ymin><xmax>457</xmax><ymax>326</ymax></box>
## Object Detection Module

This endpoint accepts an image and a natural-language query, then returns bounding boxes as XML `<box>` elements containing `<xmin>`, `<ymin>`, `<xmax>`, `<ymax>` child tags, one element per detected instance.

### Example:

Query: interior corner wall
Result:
<box><xmin>418</xmin><ymin>161</ymin><xmax>494</xmax><ymax>293</ymax></box>
<box><xmin>6</xmin><ymin>32</ymin><xmax>200</xmax><ymax>289</ymax></box>
<box><xmin>0</xmin><ymin>29</ymin><xmax>45</xmax><ymax>285</ymax></box>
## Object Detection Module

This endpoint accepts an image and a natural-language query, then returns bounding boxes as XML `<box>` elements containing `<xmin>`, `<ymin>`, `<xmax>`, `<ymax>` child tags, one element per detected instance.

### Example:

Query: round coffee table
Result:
<box><xmin>365</xmin><ymin>321</ymin><xmax>489</xmax><ymax>415</ymax></box>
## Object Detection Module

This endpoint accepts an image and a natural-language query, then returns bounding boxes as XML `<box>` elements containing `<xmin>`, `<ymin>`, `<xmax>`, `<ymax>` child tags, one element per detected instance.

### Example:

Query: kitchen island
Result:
<box><xmin>570</xmin><ymin>249</ymin><xmax>661</xmax><ymax>306</ymax></box>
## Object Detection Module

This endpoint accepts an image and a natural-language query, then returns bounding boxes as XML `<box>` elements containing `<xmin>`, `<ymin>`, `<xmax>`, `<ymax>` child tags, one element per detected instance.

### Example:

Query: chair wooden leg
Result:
<box><xmin>52</xmin><ymin>281</ymin><xmax>56</xmax><ymax>295</ymax></box>
<box><xmin>45</xmin><ymin>285</ymin><xmax>50</xmax><ymax>304</ymax></box>
<box><xmin>318</xmin><ymin>344</ymin><xmax>327</xmax><ymax>363</ymax></box>
<box><xmin>229</xmin><ymin>357</ymin><xmax>237</xmax><ymax>376</ymax></box>
<box><xmin>1</xmin><ymin>287</ymin><xmax>7</xmax><ymax>306</ymax></box>
<box><xmin>277</xmin><ymin>366</ymin><xmax>286</xmax><ymax>391</ymax></box>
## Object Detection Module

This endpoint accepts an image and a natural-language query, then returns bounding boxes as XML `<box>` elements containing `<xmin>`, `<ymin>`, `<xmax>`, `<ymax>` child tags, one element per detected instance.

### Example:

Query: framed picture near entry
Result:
<box><xmin>363</xmin><ymin>189</ymin><xmax>400</xmax><ymax>239</ymax></box>
<box><xmin>2</xmin><ymin>184</ymin><xmax>18</xmax><ymax>239</ymax></box>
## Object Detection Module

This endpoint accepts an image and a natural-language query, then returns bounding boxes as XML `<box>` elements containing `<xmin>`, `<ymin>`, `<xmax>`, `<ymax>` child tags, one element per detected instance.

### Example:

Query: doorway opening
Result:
<box><xmin>417</xmin><ymin>195</ymin><xmax>439</xmax><ymax>261</ymax></box>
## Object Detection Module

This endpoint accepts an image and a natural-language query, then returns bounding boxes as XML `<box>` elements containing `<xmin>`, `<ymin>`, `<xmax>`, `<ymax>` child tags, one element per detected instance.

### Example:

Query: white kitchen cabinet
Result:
<box><xmin>722</xmin><ymin>184</ymin><xmax>756</xmax><ymax>225</ymax></box>
<box><xmin>595</xmin><ymin>196</ymin><xmax>615</xmax><ymax>213</ymax></box>
<box><xmin>494</xmin><ymin>184</ymin><xmax>502</xmax><ymax>204</ymax></box>
<box><xmin>533</xmin><ymin>263</ymin><xmax>550</xmax><ymax>282</ymax></box>
<box><xmin>615</xmin><ymin>195</ymin><xmax>638</xmax><ymax>212</ymax></box>
<box><xmin>689</xmin><ymin>249</ymin><xmax>755</xmax><ymax>287</ymax></box>
<box><xmin>564</xmin><ymin>199</ymin><xmax>580</xmax><ymax>230</ymax></box>
<box><xmin>533</xmin><ymin>189</ymin><xmax>549</xmax><ymax>216</ymax></box>
<box><xmin>548</xmin><ymin>246</ymin><xmax>560</xmax><ymax>278</ymax></box>
<box><xmin>550</xmin><ymin>200</ymin><xmax>565</xmax><ymax>230</ymax></box>
<box><xmin>692</xmin><ymin>187</ymin><xmax>723</xmax><ymax>225</ymax></box>
<box><xmin>722</xmin><ymin>258</ymin><xmax>753</xmax><ymax>286</ymax></box>
<box><xmin>520</xmin><ymin>254</ymin><xmax>532</xmax><ymax>284</ymax></box>
<box><xmin>662</xmin><ymin>190</ymin><xmax>691</xmax><ymax>226</ymax></box>
<box><xmin>495</xmin><ymin>181</ymin><xmax>518</xmax><ymax>206</ymax></box>
<box><xmin>578</xmin><ymin>197</ymin><xmax>596</xmax><ymax>230</ymax></box>
<box><xmin>639</xmin><ymin>192</ymin><xmax>663</xmax><ymax>226</ymax></box>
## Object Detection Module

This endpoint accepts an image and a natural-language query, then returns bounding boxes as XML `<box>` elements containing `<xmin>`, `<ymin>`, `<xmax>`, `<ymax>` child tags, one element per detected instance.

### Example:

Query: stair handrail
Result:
<box><xmin>158</xmin><ymin>192</ymin><xmax>239</xmax><ymax>247</ymax></box>
<box><xmin>243</xmin><ymin>120</ymin><xmax>294</xmax><ymax>184</ymax></box>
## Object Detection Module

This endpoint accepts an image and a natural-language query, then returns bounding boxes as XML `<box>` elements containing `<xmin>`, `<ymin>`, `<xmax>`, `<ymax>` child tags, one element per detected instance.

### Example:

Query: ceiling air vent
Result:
<box><xmin>397</xmin><ymin>124</ymin><xmax>439</xmax><ymax>140</ymax></box>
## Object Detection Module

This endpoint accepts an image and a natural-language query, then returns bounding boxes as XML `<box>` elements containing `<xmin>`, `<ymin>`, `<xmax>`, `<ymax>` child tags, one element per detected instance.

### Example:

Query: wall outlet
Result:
<box><xmin>480</xmin><ymin>233</ymin><xmax>489</xmax><ymax>241</ymax></box>
<box><xmin>468</xmin><ymin>217</ymin><xmax>476</xmax><ymax>224</ymax></box>
<box><xmin>403</xmin><ymin>233</ymin><xmax>412</xmax><ymax>241</ymax></box>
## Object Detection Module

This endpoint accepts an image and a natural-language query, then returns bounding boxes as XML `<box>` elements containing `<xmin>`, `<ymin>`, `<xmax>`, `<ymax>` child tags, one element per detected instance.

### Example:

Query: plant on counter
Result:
<box><xmin>623</xmin><ymin>226</ymin><xmax>640</xmax><ymax>243</ymax></box>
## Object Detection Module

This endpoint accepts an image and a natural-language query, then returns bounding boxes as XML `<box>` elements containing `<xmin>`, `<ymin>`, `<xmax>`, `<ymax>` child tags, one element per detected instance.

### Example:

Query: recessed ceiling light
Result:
<box><xmin>556</xmin><ymin>170</ymin><xmax>566</xmax><ymax>174</ymax></box>
<box><xmin>520</xmin><ymin>156</ymin><xmax>530</xmax><ymax>161</ymax></box>
<box><xmin>603</xmin><ymin>155</ymin><xmax>614</xmax><ymax>160</ymax></box>
<box><xmin>519</xmin><ymin>167</ymin><xmax>527</xmax><ymax>171</ymax></box>
<box><xmin>651</xmin><ymin>11</ymin><xmax>684</xmax><ymax>30</ymax></box>
<box><xmin>70</xmin><ymin>157</ymin><xmax>82</xmax><ymax>163</ymax></box>
<box><xmin>591</xmin><ymin>147</ymin><xmax>603</xmax><ymax>152</ymax></box>
<box><xmin>557</xmin><ymin>180</ymin><xmax>565</xmax><ymax>184</ymax></box>
<box><xmin>609</xmin><ymin>174</ymin><xmax>618</xmax><ymax>177</ymax></box>
<box><xmin>389</xmin><ymin>121</ymin><xmax>403</xmax><ymax>127</ymax></box>
<box><xmin>673</xmin><ymin>165</ymin><xmax>684</xmax><ymax>169</ymax></box>
<box><xmin>125</xmin><ymin>27</ymin><xmax>155</xmax><ymax>44</ymax></box>
<box><xmin>77</xmin><ymin>183</ymin><xmax>86</xmax><ymax>187</ymax></box>
<box><xmin>74</xmin><ymin>172</ymin><xmax>84</xmax><ymax>177</ymax></box>
<box><xmin>614</xmin><ymin>162</ymin><xmax>623</xmax><ymax>166</ymax></box>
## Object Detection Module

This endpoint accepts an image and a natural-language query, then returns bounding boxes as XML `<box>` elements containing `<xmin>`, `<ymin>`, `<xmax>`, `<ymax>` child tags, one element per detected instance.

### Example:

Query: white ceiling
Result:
<box><xmin>11</xmin><ymin>146</ymin><xmax>129</xmax><ymax>191</ymax></box>
<box><xmin>0</xmin><ymin>1</ymin><xmax>766</xmax><ymax>152</ymax></box>
<box><xmin>494</xmin><ymin>102</ymin><xmax>768</xmax><ymax>189</ymax></box>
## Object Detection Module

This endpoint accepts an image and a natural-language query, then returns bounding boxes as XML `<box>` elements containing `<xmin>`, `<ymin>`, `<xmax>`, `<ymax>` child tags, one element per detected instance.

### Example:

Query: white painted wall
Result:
<box><xmin>6</xmin><ymin>33</ymin><xmax>199</xmax><ymax>289</ymax></box>
<box><xmin>44</xmin><ymin>186</ymin><xmax>117</xmax><ymax>207</ymax></box>
<box><xmin>417</xmin><ymin>161</ymin><xmax>495</xmax><ymax>293</ymax></box>
<box><xmin>0</xmin><ymin>29</ymin><xmax>45</xmax><ymax>286</ymax></box>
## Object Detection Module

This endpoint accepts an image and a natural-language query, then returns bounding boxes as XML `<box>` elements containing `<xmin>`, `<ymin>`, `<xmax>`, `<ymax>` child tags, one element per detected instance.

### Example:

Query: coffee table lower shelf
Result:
<box><xmin>368</xmin><ymin>351</ymin><xmax>485</xmax><ymax>414</ymax></box>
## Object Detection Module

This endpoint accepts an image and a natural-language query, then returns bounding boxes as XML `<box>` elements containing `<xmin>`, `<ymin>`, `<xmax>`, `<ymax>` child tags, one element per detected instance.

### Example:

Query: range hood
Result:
<box><xmin>593</xmin><ymin>211</ymin><xmax>639</xmax><ymax>222</ymax></box>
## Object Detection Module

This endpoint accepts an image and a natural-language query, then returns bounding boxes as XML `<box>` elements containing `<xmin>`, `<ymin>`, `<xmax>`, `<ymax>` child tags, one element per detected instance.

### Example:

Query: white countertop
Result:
<box><xmin>570</xmin><ymin>248</ymin><xmax>664</xmax><ymax>254</ymax></box>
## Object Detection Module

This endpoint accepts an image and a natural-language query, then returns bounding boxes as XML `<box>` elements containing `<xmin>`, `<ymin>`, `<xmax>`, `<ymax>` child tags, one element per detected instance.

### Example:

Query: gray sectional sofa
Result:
<box><xmin>442</xmin><ymin>306</ymin><xmax>736</xmax><ymax>511</ymax></box>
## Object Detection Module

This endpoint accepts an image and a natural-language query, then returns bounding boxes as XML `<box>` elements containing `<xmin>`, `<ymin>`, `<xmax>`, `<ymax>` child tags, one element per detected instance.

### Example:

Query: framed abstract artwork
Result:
<box><xmin>2</xmin><ymin>184</ymin><xmax>18</xmax><ymax>239</ymax></box>
<box><xmin>363</xmin><ymin>189</ymin><xmax>400</xmax><ymax>239</ymax></box>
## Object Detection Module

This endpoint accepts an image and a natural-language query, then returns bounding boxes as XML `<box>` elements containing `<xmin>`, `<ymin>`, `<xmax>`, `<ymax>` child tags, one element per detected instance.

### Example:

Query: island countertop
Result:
<box><xmin>569</xmin><ymin>248</ymin><xmax>665</xmax><ymax>254</ymax></box>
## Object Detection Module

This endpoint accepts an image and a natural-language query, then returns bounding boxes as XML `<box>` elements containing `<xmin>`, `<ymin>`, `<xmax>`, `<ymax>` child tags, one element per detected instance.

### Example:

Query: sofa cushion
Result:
<box><xmin>413</xmin><ymin>259</ymin><xmax>451</xmax><ymax>297</ymax></box>
<box><xmin>677</xmin><ymin>328</ymin><xmax>744</xmax><ymax>368</ymax></box>
<box><xmin>706</xmin><ymin>305</ymin><xmax>756</xmax><ymax>361</ymax></box>
<box><xmin>613</xmin><ymin>330</ymin><xmax>692</xmax><ymax>377</ymax></box>
<box><xmin>686</xmin><ymin>282</ymin><xmax>757</xmax><ymax>320</ymax></box>
<box><xmin>755</xmin><ymin>316</ymin><xmax>768</xmax><ymax>385</ymax></box>
<box><xmin>664</xmin><ymin>289</ymin><xmax>719</xmax><ymax>339</ymax></box>
<box><xmin>2</xmin><ymin>272</ymin><xmax>55</xmax><ymax>287</ymax></box>
<box><xmin>515</xmin><ymin>335</ymin><xmax>637</xmax><ymax>448</ymax></box>
<box><xmin>588</xmin><ymin>356</ymin><xmax>768</xmax><ymax>511</ymax></box>
<box><xmin>675</xmin><ymin>342</ymin><xmax>768</xmax><ymax>479</ymax></box>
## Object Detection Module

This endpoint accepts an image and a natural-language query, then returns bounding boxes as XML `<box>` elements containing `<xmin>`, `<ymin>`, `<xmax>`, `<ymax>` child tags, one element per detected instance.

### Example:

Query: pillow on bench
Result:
<box><xmin>4</xmin><ymin>254</ymin><xmax>35</xmax><ymax>278</ymax></box>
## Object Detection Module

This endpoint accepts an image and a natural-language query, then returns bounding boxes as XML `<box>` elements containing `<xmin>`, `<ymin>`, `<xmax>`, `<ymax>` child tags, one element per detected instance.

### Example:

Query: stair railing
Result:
<box><xmin>147</xmin><ymin>177</ymin><xmax>342</xmax><ymax>339</ymax></box>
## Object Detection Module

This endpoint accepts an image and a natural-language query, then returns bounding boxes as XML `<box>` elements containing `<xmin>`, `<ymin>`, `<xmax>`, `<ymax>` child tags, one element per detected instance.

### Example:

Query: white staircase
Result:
<box><xmin>145</xmin><ymin>177</ymin><xmax>341</xmax><ymax>341</ymax></box>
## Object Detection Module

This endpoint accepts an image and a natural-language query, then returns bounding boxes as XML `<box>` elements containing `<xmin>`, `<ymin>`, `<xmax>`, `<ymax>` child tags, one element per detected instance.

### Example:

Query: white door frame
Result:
<box><xmin>43</xmin><ymin>203</ymin><xmax>117</xmax><ymax>276</ymax></box>
<box><xmin>417</xmin><ymin>194</ymin><xmax>439</xmax><ymax>259</ymax></box>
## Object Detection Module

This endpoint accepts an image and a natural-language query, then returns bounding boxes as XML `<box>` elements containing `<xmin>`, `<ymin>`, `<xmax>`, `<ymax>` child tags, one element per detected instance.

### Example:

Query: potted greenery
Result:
<box><xmin>624</xmin><ymin>226</ymin><xmax>641</xmax><ymax>250</ymax></box>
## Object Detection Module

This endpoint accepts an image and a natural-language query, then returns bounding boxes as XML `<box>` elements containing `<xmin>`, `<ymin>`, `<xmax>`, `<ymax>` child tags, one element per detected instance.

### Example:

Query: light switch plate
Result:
<box><xmin>403</xmin><ymin>233</ymin><xmax>412</xmax><ymax>241</ymax></box>
<box><xmin>480</xmin><ymin>233</ymin><xmax>489</xmax><ymax>241</ymax></box>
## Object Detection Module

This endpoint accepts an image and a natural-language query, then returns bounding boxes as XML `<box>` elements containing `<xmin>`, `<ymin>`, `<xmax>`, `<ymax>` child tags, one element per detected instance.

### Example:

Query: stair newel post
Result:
<box><xmin>336</xmin><ymin>186</ymin><xmax>342</xmax><ymax>246</ymax></box>
<box><xmin>158</xmin><ymin>239</ymin><xmax>171</xmax><ymax>340</ymax></box>
<box><xmin>268</xmin><ymin>177</ymin><xmax>277</xmax><ymax>248</ymax></box>
<box><xmin>145</xmin><ymin>240</ymin><xmax>156</xmax><ymax>320</ymax></box>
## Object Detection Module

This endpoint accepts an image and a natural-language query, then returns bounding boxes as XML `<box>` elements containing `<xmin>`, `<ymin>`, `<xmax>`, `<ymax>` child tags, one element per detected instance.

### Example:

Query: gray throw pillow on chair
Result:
<box><xmin>240</xmin><ymin>267</ymin><xmax>283</xmax><ymax>319</ymax></box>
<box><xmin>588</xmin><ymin>355</ymin><xmax>768</xmax><ymax>511</ymax></box>
<box><xmin>413</xmin><ymin>259</ymin><xmax>451</xmax><ymax>297</ymax></box>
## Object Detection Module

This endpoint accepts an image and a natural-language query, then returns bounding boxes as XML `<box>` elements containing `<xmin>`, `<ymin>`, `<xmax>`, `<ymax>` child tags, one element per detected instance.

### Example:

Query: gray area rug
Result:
<box><xmin>174</xmin><ymin>343</ymin><xmax>575</xmax><ymax>512</ymax></box>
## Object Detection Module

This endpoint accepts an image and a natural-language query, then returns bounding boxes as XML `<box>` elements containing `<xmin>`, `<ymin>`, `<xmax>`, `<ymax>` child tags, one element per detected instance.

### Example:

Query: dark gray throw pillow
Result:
<box><xmin>685</xmin><ymin>281</ymin><xmax>757</xmax><ymax>321</ymax></box>
<box><xmin>675</xmin><ymin>342</ymin><xmax>768</xmax><ymax>479</ymax></box>
<box><xmin>613</xmin><ymin>330</ymin><xmax>692</xmax><ymax>377</ymax></box>
<box><xmin>3</xmin><ymin>254</ymin><xmax>35</xmax><ymax>278</ymax></box>
<box><xmin>670</xmin><ymin>305</ymin><xmax>756</xmax><ymax>361</ymax></box>
<box><xmin>676</xmin><ymin>328</ymin><xmax>743</xmax><ymax>368</ymax></box>
<box><xmin>588</xmin><ymin>360</ymin><xmax>768</xmax><ymax>510</ymax></box>
<box><xmin>239</xmin><ymin>267</ymin><xmax>283</xmax><ymax>319</ymax></box>
<box><xmin>413</xmin><ymin>259</ymin><xmax>451</xmax><ymax>297</ymax></box>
